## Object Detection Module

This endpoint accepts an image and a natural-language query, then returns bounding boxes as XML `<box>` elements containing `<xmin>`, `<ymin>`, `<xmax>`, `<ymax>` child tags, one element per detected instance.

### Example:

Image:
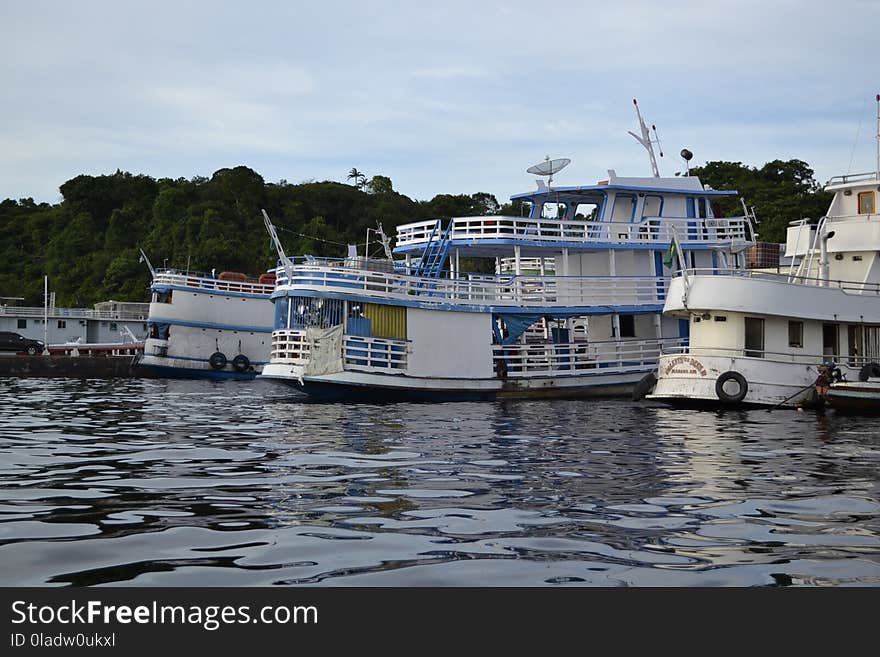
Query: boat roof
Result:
<box><xmin>510</xmin><ymin>171</ymin><xmax>738</xmax><ymax>202</ymax></box>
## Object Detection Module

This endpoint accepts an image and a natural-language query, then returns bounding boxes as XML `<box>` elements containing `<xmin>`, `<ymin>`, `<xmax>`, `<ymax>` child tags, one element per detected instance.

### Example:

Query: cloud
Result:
<box><xmin>1</xmin><ymin>1</ymin><xmax>877</xmax><ymax>202</ymax></box>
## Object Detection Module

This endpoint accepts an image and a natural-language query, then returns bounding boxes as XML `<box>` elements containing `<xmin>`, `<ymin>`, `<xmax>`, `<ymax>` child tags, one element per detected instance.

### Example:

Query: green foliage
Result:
<box><xmin>691</xmin><ymin>159</ymin><xmax>833</xmax><ymax>243</ymax></box>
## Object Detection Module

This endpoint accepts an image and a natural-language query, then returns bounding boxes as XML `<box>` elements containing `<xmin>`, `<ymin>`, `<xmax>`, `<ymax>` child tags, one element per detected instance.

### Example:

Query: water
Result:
<box><xmin>1</xmin><ymin>377</ymin><xmax>878</xmax><ymax>586</ymax></box>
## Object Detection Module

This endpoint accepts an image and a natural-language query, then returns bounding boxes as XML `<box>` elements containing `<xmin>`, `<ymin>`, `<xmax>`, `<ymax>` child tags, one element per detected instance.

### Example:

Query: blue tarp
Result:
<box><xmin>495</xmin><ymin>314</ymin><xmax>543</xmax><ymax>345</ymax></box>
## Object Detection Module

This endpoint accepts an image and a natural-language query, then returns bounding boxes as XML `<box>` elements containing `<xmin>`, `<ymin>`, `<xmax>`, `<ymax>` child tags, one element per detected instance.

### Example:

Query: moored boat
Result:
<box><xmin>260</xmin><ymin>103</ymin><xmax>757</xmax><ymax>399</ymax></box>
<box><xmin>647</xmin><ymin>95</ymin><xmax>880</xmax><ymax>409</ymax></box>
<box><xmin>134</xmin><ymin>262</ymin><xmax>275</xmax><ymax>379</ymax></box>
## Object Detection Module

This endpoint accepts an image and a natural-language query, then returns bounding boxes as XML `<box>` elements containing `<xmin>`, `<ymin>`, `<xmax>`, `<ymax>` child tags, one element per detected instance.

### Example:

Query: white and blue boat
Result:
<box><xmin>136</xmin><ymin>264</ymin><xmax>276</xmax><ymax>380</ymax></box>
<box><xmin>260</xmin><ymin>107</ymin><xmax>757</xmax><ymax>399</ymax></box>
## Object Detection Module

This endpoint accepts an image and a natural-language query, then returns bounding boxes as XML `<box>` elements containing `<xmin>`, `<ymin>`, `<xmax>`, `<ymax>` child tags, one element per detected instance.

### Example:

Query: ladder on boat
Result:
<box><xmin>414</xmin><ymin>220</ymin><xmax>452</xmax><ymax>279</ymax></box>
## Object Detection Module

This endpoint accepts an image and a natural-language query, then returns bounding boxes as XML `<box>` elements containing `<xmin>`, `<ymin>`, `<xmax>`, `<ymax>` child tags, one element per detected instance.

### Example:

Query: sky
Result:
<box><xmin>1</xmin><ymin>0</ymin><xmax>878</xmax><ymax>206</ymax></box>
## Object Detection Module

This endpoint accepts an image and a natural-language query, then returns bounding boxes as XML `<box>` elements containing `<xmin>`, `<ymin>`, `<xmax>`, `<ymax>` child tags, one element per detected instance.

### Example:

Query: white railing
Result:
<box><xmin>152</xmin><ymin>271</ymin><xmax>274</xmax><ymax>296</ymax></box>
<box><xmin>277</xmin><ymin>264</ymin><xmax>667</xmax><ymax>309</ymax></box>
<box><xmin>493</xmin><ymin>337</ymin><xmax>687</xmax><ymax>377</ymax></box>
<box><xmin>0</xmin><ymin>306</ymin><xmax>148</xmax><ymax>321</ymax></box>
<box><xmin>271</xmin><ymin>329</ymin><xmax>408</xmax><ymax>372</ymax></box>
<box><xmin>682</xmin><ymin>268</ymin><xmax>880</xmax><ymax>295</ymax></box>
<box><xmin>271</xmin><ymin>330</ymin><xmax>311</xmax><ymax>361</ymax></box>
<box><xmin>826</xmin><ymin>172</ymin><xmax>880</xmax><ymax>185</ymax></box>
<box><xmin>396</xmin><ymin>215</ymin><xmax>753</xmax><ymax>248</ymax></box>
<box><xmin>343</xmin><ymin>335</ymin><xmax>408</xmax><ymax>372</ymax></box>
<box><xmin>660</xmin><ymin>344</ymin><xmax>879</xmax><ymax>368</ymax></box>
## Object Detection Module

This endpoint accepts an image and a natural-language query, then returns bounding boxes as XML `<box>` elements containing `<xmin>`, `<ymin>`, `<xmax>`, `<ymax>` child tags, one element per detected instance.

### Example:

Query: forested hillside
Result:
<box><xmin>0</xmin><ymin>160</ymin><xmax>832</xmax><ymax>307</ymax></box>
<box><xmin>0</xmin><ymin>167</ymin><xmax>501</xmax><ymax>306</ymax></box>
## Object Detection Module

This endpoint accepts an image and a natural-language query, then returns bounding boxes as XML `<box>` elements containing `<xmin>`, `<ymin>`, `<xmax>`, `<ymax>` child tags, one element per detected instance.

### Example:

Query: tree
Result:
<box><xmin>690</xmin><ymin>159</ymin><xmax>832</xmax><ymax>243</ymax></box>
<box><xmin>367</xmin><ymin>175</ymin><xmax>393</xmax><ymax>195</ymax></box>
<box><xmin>347</xmin><ymin>168</ymin><xmax>366</xmax><ymax>190</ymax></box>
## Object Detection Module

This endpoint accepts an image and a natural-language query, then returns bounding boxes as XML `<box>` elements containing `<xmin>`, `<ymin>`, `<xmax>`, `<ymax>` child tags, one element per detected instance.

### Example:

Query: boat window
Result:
<box><xmin>858</xmin><ymin>191</ymin><xmax>875</xmax><ymax>215</ymax></box>
<box><xmin>155</xmin><ymin>290</ymin><xmax>172</xmax><ymax>304</ymax></box>
<box><xmin>611</xmin><ymin>194</ymin><xmax>636</xmax><ymax>221</ymax></box>
<box><xmin>788</xmin><ymin>321</ymin><xmax>803</xmax><ymax>348</ymax></box>
<box><xmin>17</xmin><ymin>319</ymin><xmax>26</xmax><ymax>329</ymax></box>
<box><xmin>540</xmin><ymin>202</ymin><xmax>567</xmax><ymax>220</ymax></box>
<box><xmin>848</xmin><ymin>324</ymin><xmax>863</xmax><ymax>366</ymax></box>
<box><xmin>744</xmin><ymin>317</ymin><xmax>764</xmax><ymax>358</ymax></box>
<box><xmin>642</xmin><ymin>195</ymin><xmax>663</xmax><ymax>217</ymax></box>
<box><xmin>57</xmin><ymin>320</ymin><xmax>66</xmax><ymax>329</ymax></box>
<box><xmin>697</xmin><ymin>198</ymin><xmax>708</xmax><ymax>219</ymax></box>
<box><xmin>822</xmin><ymin>323</ymin><xmax>839</xmax><ymax>359</ymax></box>
<box><xmin>288</xmin><ymin>296</ymin><xmax>345</xmax><ymax>329</ymax></box>
<box><xmin>618</xmin><ymin>315</ymin><xmax>635</xmax><ymax>338</ymax></box>
<box><xmin>574</xmin><ymin>203</ymin><xmax>599</xmax><ymax>220</ymax></box>
<box><xmin>714</xmin><ymin>315</ymin><xmax>727</xmax><ymax>322</ymax></box>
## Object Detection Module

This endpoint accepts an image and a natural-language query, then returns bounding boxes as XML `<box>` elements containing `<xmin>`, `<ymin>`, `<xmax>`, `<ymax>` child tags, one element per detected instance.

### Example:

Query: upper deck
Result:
<box><xmin>395</xmin><ymin>213</ymin><xmax>753</xmax><ymax>256</ymax></box>
<box><xmin>151</xmin><ymin>269</ymin><xmax>275</xmax><ymax>297</ymax></box>
<box><xmin>395</xmin><ymin>171</ymin><xmax>753</xmax><ymax>256</ymax></box>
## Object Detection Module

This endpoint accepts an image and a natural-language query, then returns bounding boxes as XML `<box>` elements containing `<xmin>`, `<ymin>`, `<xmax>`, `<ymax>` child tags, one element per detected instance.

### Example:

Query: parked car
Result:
<box><xmin>0</xmin><ymin>331</ymin><xmax>45</xmax><ymax>355</ymax></box>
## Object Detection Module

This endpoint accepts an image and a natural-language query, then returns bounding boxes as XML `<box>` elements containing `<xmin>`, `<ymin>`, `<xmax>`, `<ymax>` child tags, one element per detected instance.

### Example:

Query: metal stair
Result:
<box><xmin>414</xmin><ymin>220</ymin><xmax>452</xmax><ymax>279</ymax></box>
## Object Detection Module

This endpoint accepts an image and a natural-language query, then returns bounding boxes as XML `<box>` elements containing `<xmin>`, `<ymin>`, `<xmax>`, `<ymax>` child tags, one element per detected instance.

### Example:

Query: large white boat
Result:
<box><xmin>260</xmin><ymin>106</ymin><xmax>757</xmax><ymax>399</ymax></box>
<box><xmin>135</xmin><ymin>266</ymin><xmax>275</xmax><ymax>379</ymax></box>
<box><xmin>648</xmin><ymin>97</ymin><xmax>880</xmax><ymax>408</ymax></box>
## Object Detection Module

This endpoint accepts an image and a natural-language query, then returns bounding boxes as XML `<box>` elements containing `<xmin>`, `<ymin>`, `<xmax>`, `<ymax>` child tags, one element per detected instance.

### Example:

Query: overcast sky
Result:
<box><xmin>1</xmin><ymin>1</ymin><xmax>877</xmax><ymax>206</ymax></box>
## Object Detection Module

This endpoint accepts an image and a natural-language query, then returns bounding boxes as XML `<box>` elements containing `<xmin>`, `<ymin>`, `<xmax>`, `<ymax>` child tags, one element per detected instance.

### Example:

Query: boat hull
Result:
<box><xmin>824</xmin><ymin>381</ymin><xmax>880</xmax><ymax>414</ymax></box>
<box><xmin>646</xmin><ymin>353</ymin><xmax>851</xmax><ymax>409</ymax></box>
<box><xmin>260</xmin><ymin>361</ymin><xmax>646</xmax><ymax>401</ymax></box>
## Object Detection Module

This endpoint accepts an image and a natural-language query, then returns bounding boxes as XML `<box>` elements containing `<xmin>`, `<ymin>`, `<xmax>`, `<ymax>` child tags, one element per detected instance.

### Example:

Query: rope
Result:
<box><xmin>274</xmin><ymin>225</ymin><xmax>349</xmax><ymax>247</ymax></box>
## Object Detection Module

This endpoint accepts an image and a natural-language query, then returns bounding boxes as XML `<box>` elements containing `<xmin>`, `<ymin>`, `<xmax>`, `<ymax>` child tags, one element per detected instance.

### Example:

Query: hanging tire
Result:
<box><xmin>232</xmin><ymin>354</ymin><xmax>250</xmax><ymax>373</ymax></box>
<box><xmin>632</xmin><ymin>372</ymin><xmax>657</xmax><ymax>401</ymax></box>
<box><xmin>715</xmin><ymin>371</ymin><xmax>748</xmax><ymax>404</ymax></box>
<box><xmin>209</xmin><ymin>351</ymin><xmax>227</xmax><ymax>370</ymax></box>
<box><xmin>858</xmin><ymin>362</ymin><xmax>880</xmax><ymax>382</ymax></box>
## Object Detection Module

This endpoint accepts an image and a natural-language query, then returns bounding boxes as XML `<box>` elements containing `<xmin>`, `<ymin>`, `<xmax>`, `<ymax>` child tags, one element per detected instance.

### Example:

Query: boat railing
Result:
<box><xmin>679</xmin><ymin>268</ymin><xmax>880</xmax><ymax>294</ymax></box>
<box><xmin>0</xmin><ymin>305</ymin><xmax>149</xmax><ymax>321</ymax></box>
<box><xmin>493</xmin><ymin>336</ymin><xmax>687</xmax><ymax>377</ymax></box>
<box><xmin>152</xmin><ymin>271</ymin><xmax>275</xmax><ymax>296</ymax></box>
<box><xmin>395</xmin><ymin>214</ymin><xmax>754</xmax><ymax>248</ymax></box>
<box><xmin>659</xmin><ymin>344</ymin><xmax>880</xmax><ymax>368</ymax></box>
<box><xmin>271</xmin><ymin>329</ymin><xmax>408</xmax><ymax>372</ymax></box>
<box><xmin>826</xmin><ymin>171</ymin><xmax>880</xmax><ymax>186</ymax></box>
<box><xmin>278</xmin><ymin>263</ymin><xmax>667</xmax><ymax>308</ymax></box>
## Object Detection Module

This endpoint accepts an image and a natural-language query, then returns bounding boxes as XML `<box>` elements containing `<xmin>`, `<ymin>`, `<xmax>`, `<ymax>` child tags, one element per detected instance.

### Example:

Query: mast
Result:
<box><xmin>876</xmin><ymin>93</ymin><xmax>879</xmax><ymax>179</ymax></box>
<box><xmin>628</xmin><ymin>98</ymin><xmax>663</xmax><ymax>177</ymax></box>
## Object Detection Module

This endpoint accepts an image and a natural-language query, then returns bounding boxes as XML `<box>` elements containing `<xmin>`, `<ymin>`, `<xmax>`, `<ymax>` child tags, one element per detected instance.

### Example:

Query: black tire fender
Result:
<box><xmin>632</xmin><ymin>372</ymin><xmax>657</xmax><ymax>401</ymax></box>
<box><xmin>232</xmin><ymin>354</ymin><xmax>250</xmax><ymax>373</ymax></box>
<box><xmin>715</xmin><ymin>370</ymin><xmax>748</xmax><ymax>404</ymax></box>
<box><xmin>209</xmin><ymin>351</ymin><xmax>227</xmax><ymax>370</ymax></box>
<box><xmin>858</xmin><ymin>362</ymin><xmax>880</xmax><ymax>382</ymax></box>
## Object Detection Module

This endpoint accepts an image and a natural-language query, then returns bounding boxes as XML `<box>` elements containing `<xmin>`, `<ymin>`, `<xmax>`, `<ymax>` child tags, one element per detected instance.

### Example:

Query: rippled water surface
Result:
<box><xmin>1</xmin><ymin>377</ymin><xmax>878</xmax><ymax>586</ymax></box>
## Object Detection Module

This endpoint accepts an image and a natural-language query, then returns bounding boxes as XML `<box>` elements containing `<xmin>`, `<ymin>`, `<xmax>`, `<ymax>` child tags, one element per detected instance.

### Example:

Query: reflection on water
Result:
<box><xmin>0</xmin><ymin>377</ymin><xmax>878</xmax><ymax>586</ymax></box>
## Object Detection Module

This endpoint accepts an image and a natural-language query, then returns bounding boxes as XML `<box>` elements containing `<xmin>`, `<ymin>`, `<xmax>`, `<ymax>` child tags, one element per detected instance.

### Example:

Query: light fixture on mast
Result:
<box><xmin>628</xmin><ymin>98</ymin><xmax>664</xmax><ymax>177</ymax></box>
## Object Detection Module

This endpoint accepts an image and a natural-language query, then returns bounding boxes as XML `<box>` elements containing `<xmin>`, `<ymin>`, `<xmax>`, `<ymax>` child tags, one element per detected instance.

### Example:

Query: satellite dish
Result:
<box><xmin>526</xmin><ymin>156</ymin><xmax>571</xmax><ymax>187</ymax></box>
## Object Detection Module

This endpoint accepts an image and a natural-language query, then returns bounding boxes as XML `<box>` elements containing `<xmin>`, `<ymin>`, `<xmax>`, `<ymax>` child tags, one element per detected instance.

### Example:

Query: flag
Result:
<box><xmin>663</xmin><ymin>240</ymin><xmax>677</xmax><ymax>269</ymax></box>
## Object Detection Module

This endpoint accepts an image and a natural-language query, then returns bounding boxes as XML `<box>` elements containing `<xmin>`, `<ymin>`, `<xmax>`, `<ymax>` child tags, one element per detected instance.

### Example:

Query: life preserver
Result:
<box><xmin>858</xmin><ymin>362</ymin><xmax>880</xmax><ymax>382</ymax></box>
<box><xmin>232</xmin><ymin>354</ymin><xmax>250</xmax><ymax>373</ymax></box>
<box><xmin>715</xmin><ymin>371</ymin><xmax>748</xmax><ymax>404</ymax></box>
<box><xmin>632</xmin><ymin>371</ymin><xmax>657</xmax><ymax>401</ymax></box>
<box><xmin>209</xmin><ymin>351</ymin><xmax>227</xmax><ymax>370</ymax></box>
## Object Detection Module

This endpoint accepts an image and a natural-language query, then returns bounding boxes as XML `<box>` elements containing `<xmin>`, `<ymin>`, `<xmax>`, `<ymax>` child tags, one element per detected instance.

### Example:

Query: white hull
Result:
<box><xmin>139</xmin><ymin>271</ymin><xmax>274</xmax><ymax>379</ymax></box>
<box><xmin>649</xmin><ymin>353</ymin><xmax>860</xmax><ymax>408</ymax></box>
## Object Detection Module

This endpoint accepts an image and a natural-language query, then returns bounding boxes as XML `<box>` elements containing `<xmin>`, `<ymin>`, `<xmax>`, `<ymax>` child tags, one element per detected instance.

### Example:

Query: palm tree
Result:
<box><xmin>347</xmin><ymin>168</ymin><xmax>366</xmax><ymax>190</ymax></box>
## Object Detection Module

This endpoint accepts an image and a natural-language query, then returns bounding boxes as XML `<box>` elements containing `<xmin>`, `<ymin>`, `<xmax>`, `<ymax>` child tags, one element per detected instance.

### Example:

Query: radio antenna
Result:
<box><xmin>628</xmin><ymin>98</ymin><xmax>664</xmax><ymax>177</ymax></box>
